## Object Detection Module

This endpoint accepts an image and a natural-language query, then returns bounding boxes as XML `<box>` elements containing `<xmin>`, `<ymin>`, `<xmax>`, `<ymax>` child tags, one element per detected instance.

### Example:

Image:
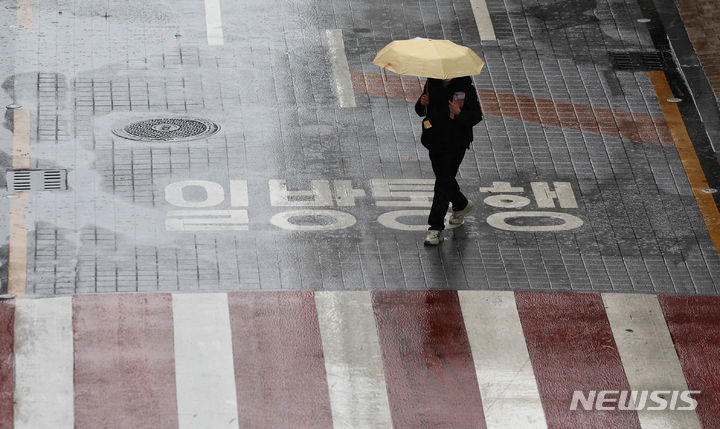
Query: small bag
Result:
<box><xmin>420</xmin><ymin>118</ymin><xmax>435</xmax><ymax>149</ymax></box>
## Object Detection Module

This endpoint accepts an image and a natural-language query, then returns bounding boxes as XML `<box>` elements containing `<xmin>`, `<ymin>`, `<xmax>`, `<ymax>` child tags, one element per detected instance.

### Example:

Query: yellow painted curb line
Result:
<box><xmin>8</xmin><ymin>194</ymin><xmax>28</xmax><ymax>298</ymax></box>
<box><xmin>8</xmin><ymin>109</ymin><xmax>30</xmax><ymax>298</ymax></box>
<box><xmin>649</xmin><ymin>71</ymin><xmax>720</xmax><ymax>257</ymax></box>
<box><xmin>17</xmin><ymin>0</ymin><xmax>33</xmax><ymax>29</ymax></box>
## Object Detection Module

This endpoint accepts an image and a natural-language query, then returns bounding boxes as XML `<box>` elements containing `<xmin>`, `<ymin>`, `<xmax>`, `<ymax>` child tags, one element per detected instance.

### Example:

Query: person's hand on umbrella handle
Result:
<box><xmin>449</xmin><ymin>100</ymin><xmax>461</xmax><ymax>116</ymax></box>
<box><xmin>420</xmin><ymin>93</ymin><xmax>430</xmax><ymax>106</ymax></box>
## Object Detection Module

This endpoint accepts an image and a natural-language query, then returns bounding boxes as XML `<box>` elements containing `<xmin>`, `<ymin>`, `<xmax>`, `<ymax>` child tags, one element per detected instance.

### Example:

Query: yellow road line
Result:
<box><xmin>9</xmin><ymin>195</ymin><xmax>28</xmax><ymax>298</ymax></box>
<box><xmin>649</xmin><ymin>71</ymin><xmax>720</xmax><ymax>256</ymax></box>
<box><xmin>17</xmin><ymin>0</ymin><xmax>33</xmax><ymax>29</ymax></box>
<box><xmin>8</xmin><ymin>109</ymin><xmax>30</xmax><ymax>298</ymax></box>
<box><xmin>13</xmin><ymin>109</ymin><xmax>30</xmax><ymax>169</ymax></box>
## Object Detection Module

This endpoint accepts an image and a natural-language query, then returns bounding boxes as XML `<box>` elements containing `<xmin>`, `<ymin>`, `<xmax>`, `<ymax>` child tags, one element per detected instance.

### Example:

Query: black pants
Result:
<box><xmin>428</xmin><ymin>149</ymin><xmax>468</xmax><ymax>231</ymax></box>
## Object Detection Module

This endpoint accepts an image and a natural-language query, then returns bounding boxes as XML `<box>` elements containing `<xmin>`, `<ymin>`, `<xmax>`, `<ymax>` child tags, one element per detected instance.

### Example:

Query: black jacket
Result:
<box><xmin>414</xmin><ymin>77</ymin><xmax>483</xmax><ymax>152</ymax></box>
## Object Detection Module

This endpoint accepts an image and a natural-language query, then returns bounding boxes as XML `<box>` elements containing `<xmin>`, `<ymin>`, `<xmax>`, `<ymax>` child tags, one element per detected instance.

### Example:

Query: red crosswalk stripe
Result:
<box><xmin>516</xmin><ymin>291</ymin><xmax>641</xmax><ymax>428</ymax></box>
<box><xmin>73</xmin><ymin>294</ymin><xmax>179</xmax><ymax>429</ymax></box>
<box><xmin>228</xmin><ymin>292</ymin><xmax>333</xmax><ymax>428</ymax></box>
<box><xmin>351</xmin><ymin>70</ymin><xmax>674</xmax><ymax>146</ymax></box>
<box><xmin>372</xmin><ymin>291</ymin><xmax>486</xmax><ymax>429</ymax></box>
<box><xmin>659</xmin><ymin>295</ymin><xmax>720</xmax><ymax>429</ymax></box>
<box><xmin>0</xmin><ymin>301</ymin><xmax>14</xmax><ymax>428</ymax></box>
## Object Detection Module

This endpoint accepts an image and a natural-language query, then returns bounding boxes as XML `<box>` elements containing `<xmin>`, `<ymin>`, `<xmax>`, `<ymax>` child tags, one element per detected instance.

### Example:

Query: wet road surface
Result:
<box><xmin>2</xmin><ymin>0</ymin><xmax>720</xmax><ymax>427</ymax></box>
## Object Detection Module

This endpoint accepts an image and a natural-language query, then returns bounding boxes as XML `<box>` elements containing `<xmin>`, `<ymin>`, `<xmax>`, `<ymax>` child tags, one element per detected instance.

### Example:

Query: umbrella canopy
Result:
<box><xmin>372</xmin><ymin>39</ymin><xmax>485</xmax><ymax>79</ymax></box>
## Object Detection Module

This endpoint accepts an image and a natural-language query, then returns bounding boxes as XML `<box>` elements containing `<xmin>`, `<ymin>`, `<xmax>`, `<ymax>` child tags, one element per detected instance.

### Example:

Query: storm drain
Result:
<box><xmin>112</xmin><ymin>118</ymin><xmax>220</xmax><ymax>142</ymax></box>
<box><xmin>6</xmin><ymin>169</ymin><xmax>67</xmax><ymax>191</ymax></box>
<box><xmin>609</xmin><ymin>51</ymin><xmax>664</xmax><ymax>71</ymax></box>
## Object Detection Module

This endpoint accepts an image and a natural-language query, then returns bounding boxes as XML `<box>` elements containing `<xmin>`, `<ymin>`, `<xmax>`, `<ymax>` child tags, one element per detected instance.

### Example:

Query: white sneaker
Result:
<box><xmin>449</xmin><ymin>200</ymin><xmax>473</xmax><ymax>225</ymax></box>
<box><xmin>423</xmin><ymin>230</ymin><xmax>443</xmax><ymax>246</ymax></box>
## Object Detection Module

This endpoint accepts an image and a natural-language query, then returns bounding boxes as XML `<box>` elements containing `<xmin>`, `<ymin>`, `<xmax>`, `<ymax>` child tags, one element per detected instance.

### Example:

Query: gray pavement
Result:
<box><xmin>2</xmin><ymin>0</ymin><xmax>720</xmax><ymax>295</ymax></box>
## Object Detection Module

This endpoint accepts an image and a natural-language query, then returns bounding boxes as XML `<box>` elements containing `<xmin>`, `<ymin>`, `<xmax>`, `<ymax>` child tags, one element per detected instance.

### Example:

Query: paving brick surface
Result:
<box><xmin>674</xmin><ymin>0</ymin><xmax>720</xmax><ymax>107</ymax></box>
<box><xmin>1</xmin><ymin>0</ymin><xmax>719</xmax><ymax>294</ymax></box>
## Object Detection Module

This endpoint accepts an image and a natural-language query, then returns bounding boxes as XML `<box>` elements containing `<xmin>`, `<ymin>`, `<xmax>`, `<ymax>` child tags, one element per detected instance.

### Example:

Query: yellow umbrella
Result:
<box><xmin>372</xmin><ymin>38</ymin><xmax>485</xmax><ymax>79</ymax></box>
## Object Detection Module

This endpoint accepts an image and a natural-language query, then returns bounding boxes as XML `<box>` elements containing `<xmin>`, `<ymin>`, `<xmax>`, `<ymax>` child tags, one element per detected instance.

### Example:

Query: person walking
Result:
<box><xmin>415</xmin><ymin>77</ymin><xmax>483</xmax><ymax>245</ymax></box>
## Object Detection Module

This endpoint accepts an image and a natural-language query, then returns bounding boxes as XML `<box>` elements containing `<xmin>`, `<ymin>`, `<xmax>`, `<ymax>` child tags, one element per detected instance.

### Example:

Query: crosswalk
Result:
<box><xmin>1</xmin><ymin>291</ymin><xmax>719</xmax><ymax>428</ymax></box>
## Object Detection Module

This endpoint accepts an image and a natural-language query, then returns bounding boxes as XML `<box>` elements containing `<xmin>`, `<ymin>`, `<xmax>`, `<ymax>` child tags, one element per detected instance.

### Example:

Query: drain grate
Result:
<box><xmin>112</xmin><ymin>117</ymin><xmax>220</xmax><ymax>142</ymax></box>
<box><xmin>6</xmin><ymin>169</ymin><xmax>67</xmax><ymax>191</ymax></box>
<box><xmin>609</xmin><ymin>51</ymin><xmax>664</xmax><ymax>71</ymax></box>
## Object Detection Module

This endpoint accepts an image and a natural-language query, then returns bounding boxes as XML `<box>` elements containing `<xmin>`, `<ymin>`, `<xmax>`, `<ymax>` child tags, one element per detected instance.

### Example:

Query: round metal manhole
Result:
<box><xmin>112</xmin><ymin>118</ymin><xmax>220</xmax><ymax>142</ymax></box>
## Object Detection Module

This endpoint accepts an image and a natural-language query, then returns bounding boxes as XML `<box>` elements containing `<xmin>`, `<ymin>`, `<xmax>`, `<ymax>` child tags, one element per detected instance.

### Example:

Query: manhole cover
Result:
<box><xmin>112</xmin><ymin>118</ymin><xmax>220</xmax><ymax>142</ymax></box>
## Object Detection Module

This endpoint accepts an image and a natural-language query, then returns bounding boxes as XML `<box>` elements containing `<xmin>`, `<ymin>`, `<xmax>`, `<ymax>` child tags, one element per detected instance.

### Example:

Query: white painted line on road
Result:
<box><xmin>14</xmin><ymin>297</ymin><xmax>74</xmax><ymax>429</ymax></box>
<box><xmin>271</xmin><ymin>209</ymin><xmax>356</xmax><ymax>231</ymax></box>
<box><xmin>173</xmin><ymin>293</ymin><xmax>239</xmax><ymax>429</ymax></box>
<box><xmin>603</xmin><ymin>293</ymin><xmax>702</xmax><ymax>429</ymax></box>
<box><xmin>458</xmin><ymin>291</ymin><xmax>547</xmax><ymax>429</ymax></box>
<box><xmin>165</xmin><ymin>180</ymin><xmax>226</xmax><ymax>207</ymax></box>
<box><xmin>326</xmin><ymin>29</ymin><xmax>357</xmax><ymax>108</ymax></box>
<box><xmin>204</xmin><ymin>0</ymin><xmax>224</xmax><ymax>45</ymax></box>
<box><xmin>469</xmin><ymin>0</ymin><xmax>496</xmax><ymax>41</ymax></box>
<box><xmin>315</xmin><ymin>291</ymin><xmax>393</xmax><ymax>429</ymax></box>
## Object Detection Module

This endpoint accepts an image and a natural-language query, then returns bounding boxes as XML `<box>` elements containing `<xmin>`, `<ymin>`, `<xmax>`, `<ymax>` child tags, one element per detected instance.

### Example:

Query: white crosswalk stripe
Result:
<box><xmin>603</xmin><ymin>293</ymin><xmax>702</xmax><ymax>429</ymax></box>
<box><xmin>315</xmin><ymin>291</ymin><xmax>393</xmax><ymax>429</ymax></box>
<box><xmin>13</xmin><ymin>297</ymin><xmax>74</xmax><ymax>429</ymax></box>
<box><xmin>173</xmin><ymin>293</ymin><xmax>239</xmax><ymax>428</ymax></box>
<box><xmin>459</xmin><ymin>291</ymin><xmax>547</xmax><ymax>429</ymax></box>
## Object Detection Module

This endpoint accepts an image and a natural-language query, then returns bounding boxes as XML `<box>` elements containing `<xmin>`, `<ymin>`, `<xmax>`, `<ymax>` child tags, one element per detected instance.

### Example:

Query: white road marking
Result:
<box><xmin>230</xmin><ymin>180</ymin><xmax>249</xmax><ymax>207</ymax></box>
<box><xmin>165</xmin><ymin>180</ymin><xmax>226</xmax><ymax>208</ymax></box>
<box><xmin>315</xmin><ymin>291</ymin><xmax>393</xmax><ymax>429</ymax></box>
<box><xmin>458</xmin><ymin>291</ymin><xmax>547</xmax><ymax>429</ymax></box>
<box><xmin>603</xmin><ymin>293</ymin><xmax>702</xmax><ymax>428</ymax></box>
<box><xmin>270</xmin><ymin>209</ymin><xmax>357</xmax><ymax>231</ymax></box>
<box><xmin>469</xmin><ymin>0</ymin><xmax>496</xmax><ymax>41</ymax></box>
<box><xmin>14</xmin><ymin>297</ymin><xmax>74</xmax><ymax>429</ymax></box>
<box><xmin>204</xmin><ymin>0</ymin><xmax>224</xmax><ymax>45</ymax></box>
<box><xmin>173</xmin><ymin>294</ymin><xmax>239</xmax><ymax>429</ymax></box>
<box><xmin>376</xmin><ymin>210</ymin><xmax>460</xmax><ymax>230</ymax></box>
<box><xmin>486</xmin><ymin>211</ymin><xmax>584</xmax><ymax>231</ymax></box>
<box><xmin>269</xmin><ymin>179</ymin><xmax>334</xmax><ymax>207</ymax></box>
<box><xmin>326</xmin><ymin>29</ymin><xmax>357</xmax><ymax>108</ymax></box>
<box><xmin>165</xmin><ymin>210</ymin><xmax>249</xmax><ymax>231</ymax></box>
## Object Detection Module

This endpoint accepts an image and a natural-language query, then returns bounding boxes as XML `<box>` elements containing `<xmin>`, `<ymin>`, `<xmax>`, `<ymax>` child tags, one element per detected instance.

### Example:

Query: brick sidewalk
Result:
<box><xmin>674</xmin><ymin>0</ymin><xmax>720</xmax><ymax>107</ymax></box>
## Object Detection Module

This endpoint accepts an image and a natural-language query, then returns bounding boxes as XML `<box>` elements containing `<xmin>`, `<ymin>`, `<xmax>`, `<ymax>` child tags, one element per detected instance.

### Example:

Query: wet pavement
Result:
<box><xmin>1</xmin><ymin>0</ymin><xmax>720</xmax><ymax>295</ymax></box>
<box><xmin>3</xmin><ymin>0</ymin><xmax>720</xmax><ymax>426</ymax></box>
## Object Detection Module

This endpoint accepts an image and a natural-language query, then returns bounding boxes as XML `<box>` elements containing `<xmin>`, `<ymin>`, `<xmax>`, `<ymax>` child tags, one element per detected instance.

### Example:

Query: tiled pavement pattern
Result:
<box><xmin>674</xmin><ymin>0</ymin><xmax>720</xmax><ymax>107</ymax></box>
<box><xmin>3</xmin><ymin>0</ymin><xmax>720</xmax><ymax>294</ymax></box>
